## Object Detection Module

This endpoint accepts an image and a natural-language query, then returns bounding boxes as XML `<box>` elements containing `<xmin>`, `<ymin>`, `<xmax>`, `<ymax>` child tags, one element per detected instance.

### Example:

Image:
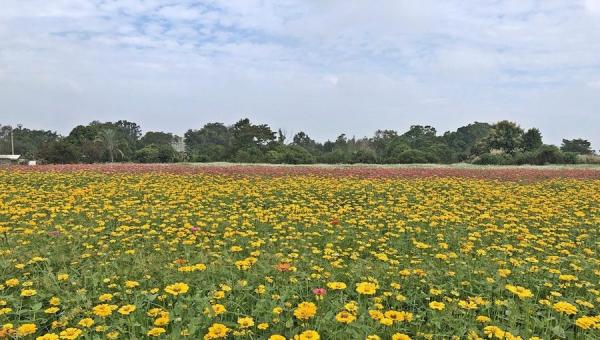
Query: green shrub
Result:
<box><xmin>473</xmin><ymin>153</ymin><xmax>512</xmax><ymax>165</ymax></box>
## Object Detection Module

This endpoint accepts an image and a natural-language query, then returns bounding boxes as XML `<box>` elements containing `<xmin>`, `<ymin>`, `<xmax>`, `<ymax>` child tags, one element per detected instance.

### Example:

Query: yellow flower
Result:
<box><xmin>336</xmin><ymin>311</ymin><xmax>356</xmax><ymax>324</ymax></box>
<box><xmin>344</xmin><ymin>301</ymin><xmax>359</xmax><ymax>313</ymax></box>
<box><xmin>356</xmin><ymin>282</ymin><xmax>378</xmax><ymax>295</ymax></box>
<box><xmin>92</xmin><ymin>304</ymin><xmax>116</xmax><ymax>317</ymax></box>
<box><xmin>57</xmin><ymin>274</ymin><xmax>69</xmax><ymax>281</ymax></box>
<box><xmin>379</xmin><ymin>317</ymin><xmax>393</xmax><ymax>326</ymax></box>
<box><xmin>78</xmin><ymin>318</ymin><xmax>94</xmax><ymax>328</ymax></box>
<box><xmin>98</xmin><ymin>293</ymin><xmax>113</xmax><ymax>302</ymax></box>
<box><xmin>49</xmin><ymin>297</ymin><xmax>60</xmax><ymax>306</ymax></box>
<box><xmin>147</xmin><ymin>308</ymin><xmax>164</xmax><ymax>317</ymax></box>
<box><xmin>575</xmin><ymin>316</ymin><xmax>596</xmax><ymax>329</ymax></box>
<box><xmin>505</xmin><ymin>284</ymin><xmax>533</xmax><ymax>299</ymax></box>
<box><xmin>44</xmin><ymin>307</ymin><xmax>60</xmax><ymax>314</ymax></box>
<box><xmin>497</xmin><ymin>269</ymin><xmax>511</xmax><ymax>277</ymax></box>
<box><xmin>204</xmin><ymin>323</ymin><xmax>230</xmax><ymax>339</ymax></box>
<box><xmin>125</xmin><ymin>280</ymin><xmax>140</xmax><ymax>288</ymax></box>
<box><xmin>147</xmin><ymin>327</ymin><xmax>166</xmax><ymax>337</ymax></box>
<box><xmin>257</xmin><ymin>323</ymin><xmax>269</xmax><ymax>330</ymax></box>
<box><xmin>483</xmin><ymin>326</ymin><xmax>505</xmax><ymax>339</ymax></box>
<box><xmin>36</xmin><ymin>333</ymin><xmax>59</xmax><ymax>340</ymax></box>
<box><xmin>165</xmin><ymin>282</ymin><xmax>189</xmax><ymax>296</ymax></box>
<box><xmin>552</xmin><ymin>301</ymin><xmax>578</xmax><ymax>315</ymax></box>
<box><xmin>20</xmin><ymin>289</ymin><xmax>37</xmax><ymax>297</ymax></box>
<box><xmin>107</xmin><ymin>331</ymin><xmax>120</xmax><ymax>339</ymax></box>
<box><xmin>17</xmin><ymin>323</ymin><xmax>37</xmax><ymax>337</ymax></box>
<box><xmin>154</xmin><ymin>316</ymin><xmax>170</xmax><ymax>326</ymax></box>
<box><xmin>237</xmin><ymin>316</ymin><xmax>254</xmax><ymax>328</ymax></box>
<box><xmin>294</xmin><ymin>330</ymin><xmax>320</xmax><ymax>340</ymax></box>
<box><xmin>5</xmin><ymin>279</ymin><xmax>19</xmax><ymax>287</ymax></box>
<box><xmin>269</xmin><ymin>335</ymin><xmax>286</xmax><ymax>340</ymax></box>
<box><xmin>59</xmin><ymin>328</ymin><xmax>82</xmax><ymax>339</ymax></box>
<box><xmin>294</xmin><ymin>302</ymin><xmax>317</xmax><ymax>320</ymax></box>
<box><xmin>392</xmin><ymin>333</ymin><xmax>412</xmax><ymax>340</ymax></box>
<box><xmin>429</xmin><ymin>301</ymin><xmax>445</xmax><ymax>311</ymax></box>
<box><xmin>476</xmin><ymin>315</ymin><xmax>491</xmax><ymax>323</ymax></box>
<box><xmin>204</xmin><ymin>304</ymin><xmax>226</xmax><ymax>316</ymax></box>
<box><xmin>326</xmin><ymin>282</ymin><xmax>347</xmax><ymax>290</ymax></box>
<box><xmin>458</xmin><ymin>300</ymin><xmax>478</xmax><ymax>310</ymax></box>
<box><xmin>118</xmin><ymin>304</ymin><xmax>136</xmax><ymax>315</ymax></box>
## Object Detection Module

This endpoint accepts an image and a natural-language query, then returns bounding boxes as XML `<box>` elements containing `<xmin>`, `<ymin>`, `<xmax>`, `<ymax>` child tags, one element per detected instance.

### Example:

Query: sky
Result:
<box><xmin>1</xmin><ymin>0</ymin><xmax>599</xmax><ymax>148</ymax></box>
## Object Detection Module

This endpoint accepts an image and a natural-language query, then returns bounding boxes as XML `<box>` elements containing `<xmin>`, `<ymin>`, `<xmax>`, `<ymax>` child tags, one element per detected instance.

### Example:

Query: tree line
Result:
<box><xmin>0</xmin><ymin>119</ymin><xmax>597</xmax><ymax>165</ymax></box>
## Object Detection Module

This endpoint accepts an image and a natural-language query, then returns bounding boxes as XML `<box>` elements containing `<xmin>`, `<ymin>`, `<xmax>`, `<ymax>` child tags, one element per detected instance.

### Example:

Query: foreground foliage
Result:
<box><xmin>0</xmin><ymin>168</ymin><xmax>598</xmax><ymax>339</ymax></box>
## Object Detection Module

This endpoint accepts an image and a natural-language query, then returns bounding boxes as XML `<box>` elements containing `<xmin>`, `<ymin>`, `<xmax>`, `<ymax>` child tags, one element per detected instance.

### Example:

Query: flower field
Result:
<box><xmin>0</xmin><ymin>165</ymin><xmax>599</xmax><ymax>339</ymax></box>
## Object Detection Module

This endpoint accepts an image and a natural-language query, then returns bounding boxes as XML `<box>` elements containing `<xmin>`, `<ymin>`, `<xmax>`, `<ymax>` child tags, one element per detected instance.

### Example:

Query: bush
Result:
<box><xmin>265</xmin><ymin>145</ymin><xmax>315</xmax><ymax>164</ymax></box>
<box><xmin>512</xmin><ymin>151</ymin><xmax>537</xmax><ymax>165</ymax></box>
<box><xmin>394</xmin><ymin>149</ymin><xmax>430</xmax><ymax>164</ymax></box>
<box><xmin>157</xmin><ymin>144</ymin><xmax>176</xmax><ymax>163</ymax></box>
<box><xmin>577</xmin><ymin>154</ymin><xmax>600</xmax><ymax>164</ymax></box>
<box><xmin>487</xmin><ymin>146</ymin><xmax>578</xmax><ymax>165</ymax></box>
<box><xmin>135</xmin><ymin>145</ymin><xmax>160</xmax><ymax>163</ymax></box>
<box><xmin>350</xmin><ymin>149</ymin><xmax>377</xmax><ymax>164</ymax></box>
<box><xmin>39</xmin><ymin>140</ymin><xmax>80</xmax><ymax>164</ymax></box>
<box><xmin>473</xmin><ymin>153</ymin><xmax>512</xmax><ymax>165</ymax></box>
<box><xmin>233</xmin><ymin>146</ymin><xmax>264</xmax><ymax>163</ymax></box>
<box><xmin>320</xmin><ymin>150</ymin><xmax>350</xmax><ymax>164</ymax></box>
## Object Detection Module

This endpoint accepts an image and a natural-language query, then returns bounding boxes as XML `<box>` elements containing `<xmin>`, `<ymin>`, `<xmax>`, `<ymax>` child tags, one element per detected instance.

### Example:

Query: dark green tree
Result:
<box><xmin>560</xmin><ymin>139</ymin><xmax>593</xmax><ymax>154</ymax></box>
<box><xmin>141</xmin><ymin>131</ymin><xmax>174</xmax><ymax>146</ymax></box>
<box><xmin>184</xmin><ymin>123</ymin><xmax>232</xmax><ymax>162</ymax></box>
<box><xmin>484</xmin><ymin>120</ymin><xmax>524</xmax><ymax>154</ymax></box>
<box><xmin>38</xmin><ymin>140</ymin><xmax>80</xmax><ymax>164</ymax></box>
<box><xmin>522</xmin><ymin>128</ymin><xmax>543</xmax><ymax>151</ymax></box>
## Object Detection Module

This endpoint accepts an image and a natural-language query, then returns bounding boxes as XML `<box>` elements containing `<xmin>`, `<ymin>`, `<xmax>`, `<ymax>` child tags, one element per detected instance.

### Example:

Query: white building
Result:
<box><xmin>0</xmin><ymin>155</ymin><xmax>20</xmax><ymax>165</ymax></box>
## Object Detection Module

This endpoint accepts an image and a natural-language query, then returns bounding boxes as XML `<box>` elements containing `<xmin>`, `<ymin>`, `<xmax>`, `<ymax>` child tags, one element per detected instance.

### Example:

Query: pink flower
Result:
<box><xmin>190</xmin><ymin>226</ymin><xmax>199</xmax><ymax>232</ymax></box>
<box><xmin>312</xmin><ymin>287</ymin><xmax>327</xmax><ymax>296</ymax></box>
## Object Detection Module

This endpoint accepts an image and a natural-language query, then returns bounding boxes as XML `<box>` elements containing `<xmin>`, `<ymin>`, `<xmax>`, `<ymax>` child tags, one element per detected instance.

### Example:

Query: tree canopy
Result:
<box><xmin>1</xmin><ymin>119</ymin><xmax>597</xmax><ymax>165</ymax></box>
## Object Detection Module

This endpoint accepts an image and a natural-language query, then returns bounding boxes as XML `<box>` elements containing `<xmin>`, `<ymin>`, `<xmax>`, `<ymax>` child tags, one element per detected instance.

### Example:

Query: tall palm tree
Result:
<box><xmin>94</xmin><ymin>128</ymin><xmax>125</xmax><ymax>162</ymax></box>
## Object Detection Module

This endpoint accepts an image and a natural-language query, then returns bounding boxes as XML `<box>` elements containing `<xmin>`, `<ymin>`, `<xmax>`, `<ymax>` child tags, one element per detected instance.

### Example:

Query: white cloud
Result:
<box><xmin>587</xmin><ymin>80</ymin><xmax>600</xmax><ymax>88</ymax></box>
<box><xmin>585</xmin><ymin>0</ymin><xmax>600</xmax><ymax>13</ymax></box>
<box><xmin>0</xmin><ymin>0</ymin><xmax>599</xmax><ymax>148</ymax></box>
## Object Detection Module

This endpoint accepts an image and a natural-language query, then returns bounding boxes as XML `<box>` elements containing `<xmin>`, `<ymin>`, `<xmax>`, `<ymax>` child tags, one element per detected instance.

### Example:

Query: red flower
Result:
<box><xmin>312</xmin><ymin>287</ymin><xmax>327</xmax><ymax>296</ymax></box>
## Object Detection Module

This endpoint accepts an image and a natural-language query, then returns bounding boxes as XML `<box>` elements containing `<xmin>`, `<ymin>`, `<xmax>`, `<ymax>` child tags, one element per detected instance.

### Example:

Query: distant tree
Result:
<box><xmin>442</xmin><ymin>122</ymin><xmax>492</xmax><ymax>160</ymax></box>
<box><xmin>135</xmin><ymin>145</ymin><xmax>160</xmax><ymax>163</ymax></box>
<box><xmin>38</xmin><ymin>140</ymin><xmax>80</xmax><ymax>164</ymax></box>
<box><xmin>522</xmin><ymin>128</ymin><xmax>543</xmax><ymax>151</ymax></box>
<box><xmin>401</xmin><ymin>125</ymin><xmax>437</xmax><ymax>149</ymax></box>
<box><xmin>276</xmin><ymin>129</ymin><xmax>287</xmax><ymax>144</ymax></box>
<box><xmin>114</xmin><ymin>120</ymin><xmax>142</xmax><ymax>148</ymax></box>
<box><xmin>395</xmin><ymin>149</ymin><xmax>430</xmax><ymax>164</ymax></box>
<box><xmin>184</xmin><ymin>122</ymin><xmax>232</xmax><ymax>162</ymax></box>
<box><xmin>292</xmin><ymin>131</ymin><xmax>322</xmax><ymax>155</ymax></box>
<box><xmin>385</xmin><ymin>140</ymin><xmax>411</xmax><ymax>163</ymax></box>
<box><xmin>231</xmin><ymin>118</ymin><xmax>276</xmax><ymax>150</ymax></box>
<box><xmin>350</xmin><ymin>148</ymin><xmax>377</xmax><ymax>163</ymax></box>
<box><xmin>135</xmin><ymin>143</ymin><xmax>175</xmax><ymax>163</ymax></box>
<box><xmin>371</xmin><ymin>129</ymin><xmax>399</xmax><ymax>160</ymax></box>
<box><xmin>141</xmin><ymin>131</ymin><xmax>174</xmax><ymax>146</ymax></box>
<box><xmin>560</xmin><ymin>138</ymin><xmax>593</xmax><ymax>154</ymax></box>
<box><xmin>0</xmin><ymin>124</ymin><xmax>59</xmax><ymax>158</ymax></box>
<box><xmin>66</xmin><ymin>123</ymin><xmax>101</xmax><ymax>146</ymax></box>
<box><xmin>484</xmin><ymin>120</ymin><xmax>524</xmax><ymax>154</ymax></box>
<box><xmin>94</xmin><ymin>128</ymin><xmax>126</xmax><ymax>162</ymax></box>
<box><xmin>265</xmin><ymin>145</ymin><xmax>315</xmax><ymax>164</ymax></box>
<box><xmin>333</xmin><ymin>134</ymin><xmax>349</xmax><ymax>151</ymax></box>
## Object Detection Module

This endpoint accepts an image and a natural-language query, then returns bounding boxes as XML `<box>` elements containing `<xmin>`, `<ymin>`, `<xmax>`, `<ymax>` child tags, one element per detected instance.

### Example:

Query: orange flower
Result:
<box><xmin>276</xmin><ymin>262</ymin><xmax>291</xmax><ymax>272</ymax></box>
